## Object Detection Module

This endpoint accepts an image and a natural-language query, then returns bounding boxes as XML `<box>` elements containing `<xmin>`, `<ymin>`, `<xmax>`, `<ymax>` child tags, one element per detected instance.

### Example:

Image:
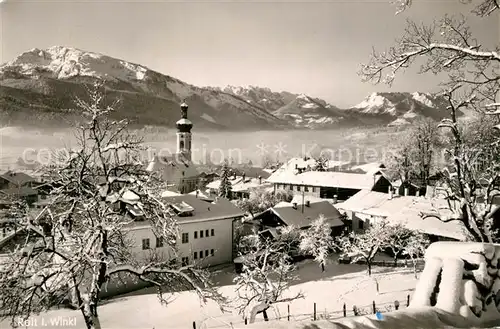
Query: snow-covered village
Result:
<box><xmin>0</xmin><ymin>0</ymin><xmax>500</xmax><ymax>328</ymax></box>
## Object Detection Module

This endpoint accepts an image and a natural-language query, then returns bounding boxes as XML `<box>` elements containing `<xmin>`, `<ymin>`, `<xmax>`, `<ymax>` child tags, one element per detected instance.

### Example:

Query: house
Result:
<box><xmin>335</xmin><ymin>190</ymin><xmax>470</xmax><ymax>241</ymax></box>
<box><xmin>0</xmin><ymin>171</ymin><xmax>36</xmax><ymax>189</ymax></box>
<box><xmin>123</xmin><ymin>194</ymin><xmax>245</xmax><ymax>268</ymax></box>
<box><xmin>252</xmin><ymin>200</ymin><xmax>345</xmax><ymax>235</ymax></box>
<box><xmin>205</xmin><ymin>174</ymin><xmax>272</xmax><ymax>199</ymax></box>
<box><xmin>0</xmin><ymin>171</ymin><xmax>39</xmax><ymax>205</ymax></box>
<box><xmin>268</xmin><ymin>170</ymin><xmax>392</xmax><ymax>202</ymax></box>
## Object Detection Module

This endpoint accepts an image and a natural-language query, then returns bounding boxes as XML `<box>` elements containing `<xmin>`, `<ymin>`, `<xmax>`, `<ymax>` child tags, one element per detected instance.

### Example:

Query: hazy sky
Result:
<box><xmin>0</xmin><ymin>0</ymin><xmax>498</xmax><ymax>107</ymax></box>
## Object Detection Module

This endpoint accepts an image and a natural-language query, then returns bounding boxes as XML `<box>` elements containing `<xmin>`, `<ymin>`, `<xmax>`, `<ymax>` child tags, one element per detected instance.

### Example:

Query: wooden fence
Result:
<box><xmin>191</xmin><ymin>294</ymin><xmax>412</xmax><ymax>328</ymax></box>
<box><xmin>337</xmin><ymin>258</ymin><xmax>425</xmax><ymax>268</ymax></box>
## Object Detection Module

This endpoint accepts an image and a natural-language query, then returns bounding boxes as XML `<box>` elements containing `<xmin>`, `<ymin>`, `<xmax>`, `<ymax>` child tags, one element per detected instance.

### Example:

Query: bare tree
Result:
<box><xmin>387</xmin><ymin>118</ymin><xmax>442</xmax><ymax>188</ymax></box>
<box><xmin>233</xmin><ymin>189</ymin><xmax>293</xmax><ymax>218</ymax></box>
<box><xmin>233</xmin><ymin>227</ymin><xmax>303</xmax><ymax>324</ymax></box>
<box><xmin>0</xmin><ymin>81</ymin><xmax>224</xmax><ymax>329</ymax></box>
<box><xmin>298</xmin><ymin>215</ymin><xmax>333</xmax><ymax>272</ymax></box>
<box><xmin>360</xmin><ymin>0</ymin><xmax>500</xmax><ymax>242</ymax></box>
<box><xmin>336</xmin><ymin>221</ymin><xmax>391</xmax><ymax>276</ymax></box>
<box><xmin>385</xmin><ymin>223</ymin><xmax>415</xmax><ymax>266</ymax></box>
<box><xmin>402</xmin><ymin>231</ymin><xmax>430</xmax><ymax>278</ymax></box>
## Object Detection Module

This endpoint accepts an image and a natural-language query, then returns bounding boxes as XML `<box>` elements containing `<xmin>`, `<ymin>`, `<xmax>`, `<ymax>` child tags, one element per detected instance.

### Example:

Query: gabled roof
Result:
<box><xmin>257</xmin><ymin>200</ymin><xmax>344</xmax><ymax>229</ymax></box>
<box><xmin>336</xmin><ymin>190</ymin><xmax>469</xmax><ymax>241</ymax></box>
<box><xmin>267</xmin><ymin>170</ymin><xmax>385</xmax><ymax>190</ymax></box>
<box><xmin>0</xmin><ymin>171</ymin><xmax>35</xmax><ymax>186</ymax></box>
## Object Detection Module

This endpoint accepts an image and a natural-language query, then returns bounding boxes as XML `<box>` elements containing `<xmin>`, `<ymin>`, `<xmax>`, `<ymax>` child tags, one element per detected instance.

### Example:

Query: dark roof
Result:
<box><xmin>163</xmin><ymin>194</ymin><xmax>245</xmax><ymax>223</ymax></box>
<box><xmin>0</xmin><ymin>171</ymin><xmax>35</xmax><ymax>186</ymax></box>
<box><xmin>259</xmin><ymin>200</ymin><xmax>344</xmax><ymax>229</ymax></box>
<box><xmin>0</xmin><ymin>187</ymin><xmax>38</xmax><ymax>197</ymax></box>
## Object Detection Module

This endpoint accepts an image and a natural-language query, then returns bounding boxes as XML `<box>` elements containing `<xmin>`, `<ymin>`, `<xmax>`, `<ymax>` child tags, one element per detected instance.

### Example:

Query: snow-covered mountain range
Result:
<box><xmin>217</xmin><ymin>85</ymin><xmax>452</xmax><ymax>128</ymax></box>
<box><xmin>0</xmin><ymin>46</ymin><xmax>453</xmax><ymax>130</ymax></box>
<box><xmin>346</xmin><ymin>91</ymin><xmax>452</xmax><ymax>126</ymax></box>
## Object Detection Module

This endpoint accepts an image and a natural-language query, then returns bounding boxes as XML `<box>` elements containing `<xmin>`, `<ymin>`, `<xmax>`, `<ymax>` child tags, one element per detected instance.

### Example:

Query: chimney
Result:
<box><xmin>333</xmin><ymin>195</ymin><xmax>338</xmax><ymax>204</ymax></box>
<box><xmin>242</xmin><ymin>173</ymin><xmax>246</xmax><ymax>181</ymax></box>
<box><xmin>258</xmin><ymin>175</ymin><xmax>262</xmax><ymax>185</ymax></box>
<box><xmin>292</xmin><ymin>202</ymin><xmax>297</xmax><ymax>209</ymax></box>
<box><xmin>388</xmin><ymin>186</ymin><xmax>393</xmax><ymax>200</ymax></box>
<box><xmin>404</xmin><ymin>187</ymin><xmax>409</xmax><ymax>196</ymax></box>
<box><xmin>305</xmin><ymin>200</ymin><xmax>310</xmax><ymax>207</ymax></box>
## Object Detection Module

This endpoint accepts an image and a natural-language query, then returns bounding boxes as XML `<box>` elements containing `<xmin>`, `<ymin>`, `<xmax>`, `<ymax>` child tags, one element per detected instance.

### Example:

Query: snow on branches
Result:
<box><xmin>0</xmin><ymin>81</ymin><xmax>224</xmax><ymax>329</ymax></box>
<box><xmin>298</xmin><ymin>215</ymin><xmax>333</xmax><ymax>271</ymax></box>
<box><xmin>233</xmin><ymin>228</ymin><xmax>303</xmax><ymax>324</ymax></box>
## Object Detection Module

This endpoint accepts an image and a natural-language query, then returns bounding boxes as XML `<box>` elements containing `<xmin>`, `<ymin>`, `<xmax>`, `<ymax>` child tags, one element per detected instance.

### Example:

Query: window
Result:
<box><xmin>305</xmin><ymin>186</ymin><xmax>309</xmax><ymax>192</ymax></box>
<box><xmin>205</xmin><ymin>250</ymin><xmax>209</xmax><ymax>257</ymax></box>
<box><xmin>194</xmin><ymin>231</ymin><xmax>198</xmax><ymax>239</ymax></box>
<box><xmin>358</xmin><ymin>220</ymin><xmax>364</xmax><ymax>230</ymax></box>
<box><xmin>180</xmin><ymin>140</ymin><xmax>185</xmax><ymax>149</ymax></box>
<box><xmin>205</xmin><ymin>229</ymin><xmax>209</xmax><ymax>237</ymax></box>
<box><xmin>210</xmin><ymin>249</ymin><xmax>214</xmax><ymax>256</ymax></box>
<box><xmin>142</xmin><ymin>238</ymin><xmax>150</xmax><ymax>250</ymax></box>
<box><xmin>181</xmin><ymin>257</ymin><xmax>189</xmax><ymax>266</ymax></box>
<box><xmin>200</xmin><ymin>230</ymin><xmax>204</xmax><ymax>238</ymax></box>
<box><xmin>297</xmin><ymin>186</ymin><xmax>301</xmax><ymax>192</ymax></box>
<box><xmin>194</xmin><ymin>251</ymin><xmax>198</xmax><ymax>260</ymax></box>
<box><xmin>182</xmin><ymin>233</ymin><xmax>189</xmax><ymax>244</ymax></box>
<box><xmin>312</xmin><ymin>187</ymin><xmax>317</xmax><ymax>193</ymax></box>
<box><xmin>211</xmin><ymin>229</ymin><xmax>215</xmax><ymax>236</ymax></box>
<box><xmin>290</xmin><ymin>185</ymin><xmax>294</xmax><ymax>190</ymax></box>
<box><xmin>156</xmin><ymin>237</ymin><xmax>163</xmax><ymax>248</ymax></box>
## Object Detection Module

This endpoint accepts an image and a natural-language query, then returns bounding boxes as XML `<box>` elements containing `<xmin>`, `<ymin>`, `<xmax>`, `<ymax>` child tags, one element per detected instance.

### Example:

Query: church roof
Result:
<box><xmin>176</xmin><ymin>118</ymin><xmax>193</xmax><ymax>125</ymax></box>
<box><xmin>146</xmin><ymin>154</ymin><xmax>199</xmax><ymax>178</ymax></box>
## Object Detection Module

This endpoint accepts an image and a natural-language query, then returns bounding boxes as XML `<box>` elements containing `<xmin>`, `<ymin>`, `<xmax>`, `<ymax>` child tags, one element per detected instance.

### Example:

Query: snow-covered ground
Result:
<box><xmin>0</xmin><ymin>256</ymin><xmax>419</xmax><ymax>329</ymax></box>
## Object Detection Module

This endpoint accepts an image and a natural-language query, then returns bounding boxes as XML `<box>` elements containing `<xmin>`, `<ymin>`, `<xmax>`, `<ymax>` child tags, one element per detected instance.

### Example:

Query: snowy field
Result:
<box><xmin>0</xmin><ymin>256</ymin><xmax>420</xmax><ymax>329</ymax></box>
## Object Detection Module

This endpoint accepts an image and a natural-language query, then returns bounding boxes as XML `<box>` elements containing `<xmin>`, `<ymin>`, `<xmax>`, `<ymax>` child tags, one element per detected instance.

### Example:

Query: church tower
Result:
<box><xmin>176</xmin><ymin>101</ymin><xmax>193</xmax><ymax>161</ymax></box>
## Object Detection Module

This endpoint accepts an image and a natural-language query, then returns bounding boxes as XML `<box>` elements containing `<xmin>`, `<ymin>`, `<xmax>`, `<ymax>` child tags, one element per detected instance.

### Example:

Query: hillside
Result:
<box><xmin>0</xmin><ymin>46</ymin><xmax>288</xmax><ymax>130</ymax></box>
<box><xmin>0</xmin><ymin>46</ymin><xmax>454</xmax><ymax>130</ymax></box>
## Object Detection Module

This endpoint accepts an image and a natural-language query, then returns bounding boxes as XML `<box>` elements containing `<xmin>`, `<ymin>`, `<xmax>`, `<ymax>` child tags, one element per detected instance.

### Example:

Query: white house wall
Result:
<box><xmin>125</xmin><ymin>217</ymin><xmax>235</xmax><ymax>268</ymax></box>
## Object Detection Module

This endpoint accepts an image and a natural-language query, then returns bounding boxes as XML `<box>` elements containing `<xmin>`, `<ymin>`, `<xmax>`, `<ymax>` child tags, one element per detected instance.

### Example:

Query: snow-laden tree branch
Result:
<box><xmin>233</xmin><ymin>227</ymin><xmax>303</xmax><ymax>324</ymax></box>
<box><xmin>360</xmin><ymin>1</ymin><xmax>500</xmax><ymax>243</ymax></box>
<box><xmin>0</xmin><ymin>80</ymin><xmax>225</xmax><ymax>329</ymax></box>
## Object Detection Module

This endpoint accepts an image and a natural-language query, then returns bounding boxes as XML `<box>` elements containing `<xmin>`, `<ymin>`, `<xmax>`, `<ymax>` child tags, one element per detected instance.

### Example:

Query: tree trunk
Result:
<box><xmin>262</xmin><ymin>309</ymin><xmax>269</xmax><ymax>321</ymax></box>
<box><xmin>367</xmin><ymin>262</ymin><xmax>372</xmax><ymax>276</ymax></box>
<box><xmin>80</xmin><ymin>304</ymin><xmax>102</xmax><ymax>329</ymax></box>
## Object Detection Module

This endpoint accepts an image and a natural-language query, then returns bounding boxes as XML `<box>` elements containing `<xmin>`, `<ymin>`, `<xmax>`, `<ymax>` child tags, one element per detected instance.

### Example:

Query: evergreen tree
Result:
<box><xmin>218</xmin><ymin>160</ymin><xmax>232</xmax><ymax>199</ymax></box>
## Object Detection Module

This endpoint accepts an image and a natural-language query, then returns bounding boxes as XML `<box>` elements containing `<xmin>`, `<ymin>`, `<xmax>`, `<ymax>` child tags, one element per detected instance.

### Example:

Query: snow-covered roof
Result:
<box><xmin>350</xmin><ymin>162</ymin><xmax>385</xmax><ymax>175</ymax></box>
<box><xmin>122</xmin><ymin>190</ymin><xmax>140</xmax><ymax>202</ymax></box>
<box><xmin>337</xmin><ymin>190</ymin><xmax>469</xmax><ymax>241</ymax></box>
<box><xmin>206</xmin><ymin>176</ymin><xmax>270</xmax><ymax>192</ymax></box>
<box><xmin>268</xmin><ymin>170</ymin><xmax>383</xmax><ymax>190</ymax></box>
<box><xmin>290</xmin><ymin>195</ymin><xmax>326</xmax><ymax>205</ymax></box>
<box><xmin>176</xmin><ymin>118</ymin><xmax>192</xmax><ymax>125</ymax></box>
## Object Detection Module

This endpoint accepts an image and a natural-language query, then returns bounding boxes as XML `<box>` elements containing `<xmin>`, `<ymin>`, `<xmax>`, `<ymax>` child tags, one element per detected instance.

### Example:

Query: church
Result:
<box><xmin>146</xmin><ymin>101</ymin><xmax>201</xmax><ymax>194</ymax></box>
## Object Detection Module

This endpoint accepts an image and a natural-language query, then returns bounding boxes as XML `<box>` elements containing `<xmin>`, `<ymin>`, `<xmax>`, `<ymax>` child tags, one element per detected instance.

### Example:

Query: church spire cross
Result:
<box><xmin>180</xmin><ymin>100</ymin><xmax>188</xmax><ymax>119</ymax></box>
